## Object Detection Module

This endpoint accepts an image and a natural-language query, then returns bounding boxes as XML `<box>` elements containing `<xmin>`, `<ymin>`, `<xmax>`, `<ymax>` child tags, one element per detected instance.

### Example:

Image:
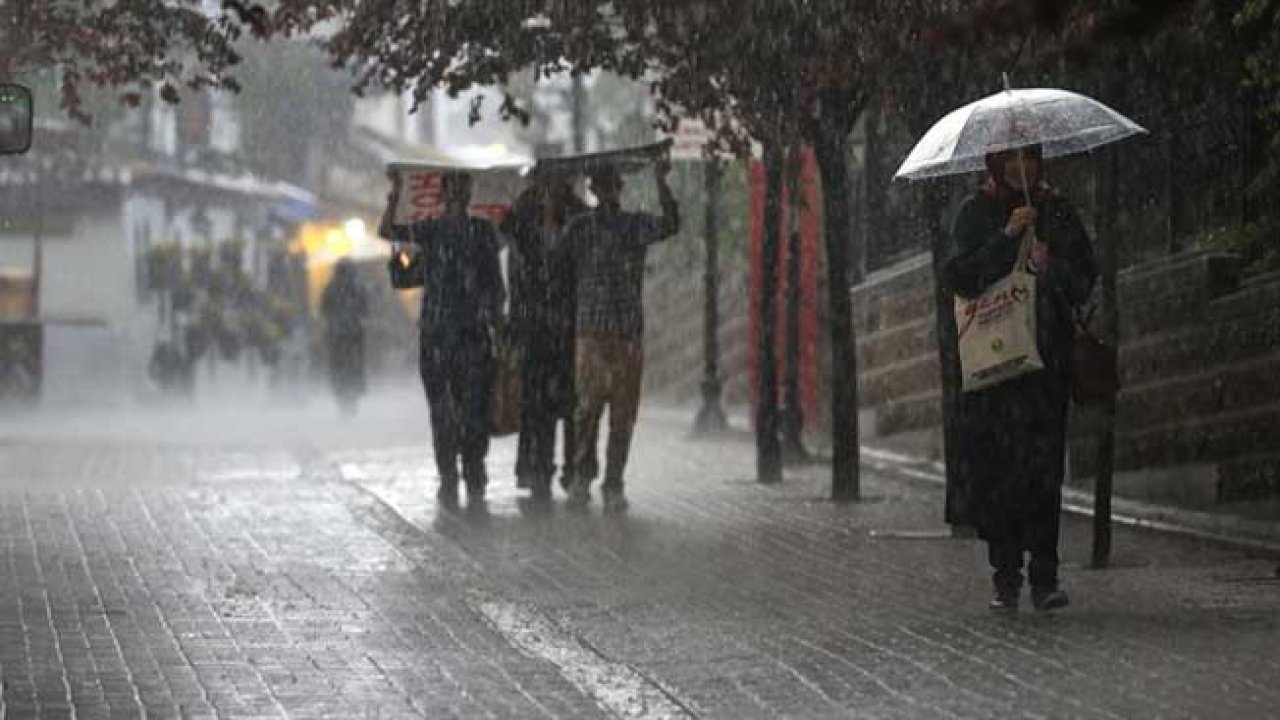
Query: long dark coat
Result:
<box><xmin>944</xmin><ymin>183</ymin><xmax>1098</xmax><ymax>542</ymax></box>
<box><xmin>320</xmin><ymin>264</ymin><xmax>370</xmax><ymax>399</ymax></box>
<box><xmin>502</xmin><ymin>189</ymin><xmax>587</xmax><ymax>416</ymax></box>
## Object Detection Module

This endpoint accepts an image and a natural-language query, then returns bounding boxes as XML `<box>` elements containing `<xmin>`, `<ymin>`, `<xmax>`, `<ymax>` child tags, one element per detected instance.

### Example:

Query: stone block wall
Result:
<box><xmin>851</xmin><ymin>254</ymin><xmax>944</xmax><ymax>447</ymax></box>
<box><xmin>847</xmin><ymin>247</ymin><xmax>1280</xmax><ymax>510</ymax></box>
<box><xmin>1071</xmin><ymin>258</ymin><xmax>1280</xmax><ymax>506</ymax></box>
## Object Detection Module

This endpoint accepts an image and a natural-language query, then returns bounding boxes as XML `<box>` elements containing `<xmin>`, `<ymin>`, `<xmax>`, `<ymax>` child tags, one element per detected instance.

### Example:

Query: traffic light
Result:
<box><xmin>0</xmin><ymin>84</ymin><xmax>33</xmax><ymax>155</ymax></box>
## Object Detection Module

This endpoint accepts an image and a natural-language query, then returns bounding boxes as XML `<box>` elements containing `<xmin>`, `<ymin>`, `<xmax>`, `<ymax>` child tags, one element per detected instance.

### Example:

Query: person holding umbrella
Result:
<box><xmin>946</xmin><ymin>143</ymin><xmax>1097</xmax><ymax>611</ymax></box>
<box><xmin>896</xmin><ymin>82</ymin><xmax>1146</xmax><ymax>611</ymax></box>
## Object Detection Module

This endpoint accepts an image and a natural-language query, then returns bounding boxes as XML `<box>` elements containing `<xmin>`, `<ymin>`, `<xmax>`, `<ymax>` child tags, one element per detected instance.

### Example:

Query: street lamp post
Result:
<box><xmin>693</xmin><ymin>159</ymin><xmax>728</xmax><ymax>435</ymax></box>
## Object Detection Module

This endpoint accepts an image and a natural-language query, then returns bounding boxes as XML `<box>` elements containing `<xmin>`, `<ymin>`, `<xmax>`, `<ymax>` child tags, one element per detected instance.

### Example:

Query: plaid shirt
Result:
<box><xmin>560</xmin><ymin>205</ymin><xmax>677</xmax><ymax>339</ymax></box>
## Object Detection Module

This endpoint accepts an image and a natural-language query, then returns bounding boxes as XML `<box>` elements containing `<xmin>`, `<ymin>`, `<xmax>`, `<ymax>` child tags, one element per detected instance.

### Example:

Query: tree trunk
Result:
<box><xmin>571</xmin><ymin>73</ymin><xmax>587</xmax><ymax>153</ymax></box>
<box><xmin>694</xmin><ymin>159</ymin><xmax>728</xmax><ymax>435</ymax></box>
<box><xmin>814</xmin><ymin>95</ymin><xmax>860</xmax><ymax>502</ymax></box>
<box><xmin>782</xmin><ymin>186</ymin><xmax>808</xmax><ymax>462</ymax></box>
<box><xmin>757</xmin><ymin>141</ymin><xmax>784</xmax><ymax>484</ymax></box>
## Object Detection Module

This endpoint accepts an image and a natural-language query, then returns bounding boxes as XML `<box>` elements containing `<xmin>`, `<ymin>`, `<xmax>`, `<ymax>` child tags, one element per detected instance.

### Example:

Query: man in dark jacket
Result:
<box><xmin>380</xmin><ymin>171</ymin><xmax>506</xmax><ymax>508</ymax></box>
<box><xmin>502</xmin><ymin>168</ymin><xmax>588</xmax><ymax>501</ymax></box>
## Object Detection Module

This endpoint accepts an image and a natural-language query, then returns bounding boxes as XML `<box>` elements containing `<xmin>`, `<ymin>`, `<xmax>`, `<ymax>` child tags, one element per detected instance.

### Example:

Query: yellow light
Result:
<box><xmin>343</xmin><ymin>218</ymin><xmax>367</xmax><ymax>242</ymax></box>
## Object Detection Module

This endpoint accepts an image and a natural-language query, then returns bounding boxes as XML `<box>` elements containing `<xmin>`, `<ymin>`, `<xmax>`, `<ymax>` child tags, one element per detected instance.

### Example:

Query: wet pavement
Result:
<box><xmin>0</xmin><ymin>397</ymin><xmax>1277</xmax><ymax>718</ymax></box>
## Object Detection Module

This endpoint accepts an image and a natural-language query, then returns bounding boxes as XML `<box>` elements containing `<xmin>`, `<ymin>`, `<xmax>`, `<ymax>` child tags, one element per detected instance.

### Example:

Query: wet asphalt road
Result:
<box><xmin>0</xmin><ymin>394</ymin><xmax>1276</xmax><ymax>719</ymax></box>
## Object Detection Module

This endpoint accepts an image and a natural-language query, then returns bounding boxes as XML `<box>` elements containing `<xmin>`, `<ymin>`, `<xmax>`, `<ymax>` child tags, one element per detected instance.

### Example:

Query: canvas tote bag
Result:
<box><xmin>955</xmin><ymin>231</ymin><xmax>1044</xmax><ymax>392</ymax></box>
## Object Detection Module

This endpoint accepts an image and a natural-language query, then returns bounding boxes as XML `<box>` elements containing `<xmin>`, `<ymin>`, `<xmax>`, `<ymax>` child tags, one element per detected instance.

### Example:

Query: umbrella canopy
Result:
<box><xmin>894</xmin><ymin>88</ymin><xmax>1147</xmax><ymax>181</ymax></box>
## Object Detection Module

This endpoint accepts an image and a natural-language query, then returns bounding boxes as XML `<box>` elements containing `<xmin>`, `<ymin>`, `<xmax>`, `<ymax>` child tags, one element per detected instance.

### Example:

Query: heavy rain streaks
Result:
<box><xmin>0</xmin><ymin>2</ymin><xmax>1277</xmax><ymax>719</ymax></box>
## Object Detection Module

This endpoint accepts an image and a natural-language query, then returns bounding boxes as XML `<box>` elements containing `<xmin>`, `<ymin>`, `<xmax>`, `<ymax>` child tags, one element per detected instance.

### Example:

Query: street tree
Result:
<box><xmin>256</xmin><ymin>0</ymin><xmax>1030</xmax><ymax>495</ymax></box>
<box><xmin>0</xmin><ymin>1</ymin><xmax>271</xmax><ymax>123</ymax></box>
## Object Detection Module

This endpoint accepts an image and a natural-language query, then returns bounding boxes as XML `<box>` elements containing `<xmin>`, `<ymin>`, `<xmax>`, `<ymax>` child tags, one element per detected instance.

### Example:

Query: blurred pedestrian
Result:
<box><xmin>945</xmin><ymin>144</ymin><xmax>1098</xmax><ymax>611</ymax></box>
<box><xmin>320</xmin><ymin>258</ymin><xmax>369</xmax><ymax>417</ymax></box>
<box><xmin>379</xmin><ymin>171</ymin><xmax>506</xmax><ymax>508</ymax></box>
<box><xmin>502</xmin><ymin>168</ymin><xmax>589</xmax><ymax>502</ymax></box>
<box><xmin>553</xmin><ymin>158</ymin><xmax>679</xmax><ymax>513</ymax></box>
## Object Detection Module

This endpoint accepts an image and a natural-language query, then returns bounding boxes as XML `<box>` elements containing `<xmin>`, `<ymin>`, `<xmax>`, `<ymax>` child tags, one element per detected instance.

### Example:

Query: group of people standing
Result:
<box><xmin>376</xmin><ymin>158</ymin><xmax>678</xmax><ymax>513</ymax></box>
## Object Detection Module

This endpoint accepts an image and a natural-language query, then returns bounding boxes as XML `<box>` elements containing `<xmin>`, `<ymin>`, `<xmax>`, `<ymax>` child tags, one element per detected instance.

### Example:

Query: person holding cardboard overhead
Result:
<box><xmin>380</xmin><ymin>171</ymin><xmax>505</xmax><ymax>510</ymax></box>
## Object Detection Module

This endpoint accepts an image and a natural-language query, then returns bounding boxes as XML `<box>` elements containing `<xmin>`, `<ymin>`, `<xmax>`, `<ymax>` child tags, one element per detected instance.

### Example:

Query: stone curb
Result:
<box><xmin>860</xmin><ymin>446</ymin><xmax>1280</xmax><ymax>556</ymax></box>
<box><xmin>642</xmin><ymin>406</ymin><xmax>1280</xmax><ymax>556</ymax></box>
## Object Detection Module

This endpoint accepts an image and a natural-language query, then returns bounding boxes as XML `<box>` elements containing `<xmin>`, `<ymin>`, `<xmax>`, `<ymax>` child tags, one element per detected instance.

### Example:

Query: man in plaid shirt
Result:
<box><xmin>554</xmin><ymin>159</ymin><xmax>679</xmax><ymax>513</ymax></box>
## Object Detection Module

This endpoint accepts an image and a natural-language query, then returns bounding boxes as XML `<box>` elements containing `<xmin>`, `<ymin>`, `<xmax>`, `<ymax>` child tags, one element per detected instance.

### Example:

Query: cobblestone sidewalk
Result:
<box><xmin>337</xmin><ymin>416</ymin><xmax>1280</xmax><ymax>720</ymax></box>
<box><xmin>0</xmin><ymin>442</ymin><xmax>605</xmax><ymax>719</ymax></box>
<box><xmin>0</xmin><ymin>408</ymin><xmax>1278</xmax><ymax>719</ymax></box>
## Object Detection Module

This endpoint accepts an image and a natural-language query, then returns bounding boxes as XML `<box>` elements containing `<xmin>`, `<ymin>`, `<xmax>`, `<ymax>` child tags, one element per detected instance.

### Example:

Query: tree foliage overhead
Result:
<box><xmin>1</xmin><ymin>0</ymin><xmax>1216</xmax><ymax>150</ymax></box>
<box><xmin>1236</xmin><ymin>0</ymin><xmax>1280</xmax><ymax>190</ymax></box>
<box><xmin>272</xmin><ymin>0</ymin><xmax>961</xmax><ymax>154</ymax></box>
<box><xmin>0</xmin><ymin>1</ymin><xmax>272</xmax><ymax>122</ymax></box>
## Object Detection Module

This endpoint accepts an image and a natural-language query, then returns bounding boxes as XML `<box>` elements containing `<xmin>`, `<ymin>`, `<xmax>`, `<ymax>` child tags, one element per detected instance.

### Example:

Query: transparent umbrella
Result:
<box><xmin>894</xmin><ymin>84</ymin><xmax>1147</xmax><ymax>182</ymax></box>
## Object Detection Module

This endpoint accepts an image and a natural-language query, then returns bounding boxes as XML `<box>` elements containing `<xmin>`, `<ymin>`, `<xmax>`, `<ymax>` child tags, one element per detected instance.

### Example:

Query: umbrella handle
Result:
<box><xmin>1015</xmin><ymin>225</ymin><xmax>1037</xmax><ymax>271</ymax></box>
<box><xmin>998</xmin><ymin>72</ymin><xmax>1039</xmax><ymax>207</ymax></box>
<box><xmin>1002</xmin><ymin>73</ymin><xmax>1036</xmax><ymax>209</ymax></box>
<box><xmin>1015</xmin><ymin>149</ymin><xmax>1034</xmax><ymax>209</ymax></box>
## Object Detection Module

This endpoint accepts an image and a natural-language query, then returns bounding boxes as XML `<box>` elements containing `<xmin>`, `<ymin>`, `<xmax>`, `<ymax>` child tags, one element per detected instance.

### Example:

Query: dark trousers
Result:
<box><xmin>516</xmin><ymin>412</ymin><xmax>574</xmax><ymax>486</ymax></box>
<box><xmin>420</xmin><ymin>327</ymin><xmax>494</xmax><ymax>489</ymax></box>
<box><xmin>987</xmin><ymin>487</ymin><xmax>1063</xmax><ymax>594</ymax></box>
<box><xmin>515</xmin><ymin>335</ymin><xmax>575</xmax><ymax>484</ymax></box>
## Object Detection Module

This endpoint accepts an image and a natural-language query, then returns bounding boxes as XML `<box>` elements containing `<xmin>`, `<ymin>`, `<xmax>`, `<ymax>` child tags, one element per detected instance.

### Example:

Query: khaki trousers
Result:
<box><xmin>573</xmin><ymin>335</ymin><xmax>644</xmax><ymax>490</ymax></box>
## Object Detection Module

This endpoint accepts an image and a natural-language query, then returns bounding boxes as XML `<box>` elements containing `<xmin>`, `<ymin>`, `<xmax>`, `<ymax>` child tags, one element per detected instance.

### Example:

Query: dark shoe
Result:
<box><xmin>530</xmin><ymin>480</ymin><xmax>553</xmax><ymax>504</ymax></box>
<box><xmin>464</xmin><ymin>497</ymin><xmax>489</xmax><ymax>519</ymax></box>
<box><xmin>1031</xmin><ymin>588</ymin><xmax>1069</xmax><ymax>612</ymax></box>
<box><xmin>989</xmin><ymin>593</ymin><xmax>1019</xmax><ymax>612</ymax></box>
<box><xmin>465</xmin><ymin>482</ymin><xmax>486</xmax><ymax>504</ymax></box>
<box><xmin>989</xmin><ymin>576</ymin><xmax>1021</xmax><ymax>612</ymax></box>
<box><xmin>602</xmin><ymin>489</ymin><xmax>629</xmax><ymax>515</ymax></box>
<box><xmin>522</xmin><ymin>472</ymin><xmax>551</xmax><ymax>493</ymax></box>
<box><xmin>437</xmin><ymin>482</ymin><xmax>460</xmax><ymax>511</ymax></box>
<box><xmin>565</xmin><ymin>480</ymin><xmax>591</xmax><ymax>509</ymax></box>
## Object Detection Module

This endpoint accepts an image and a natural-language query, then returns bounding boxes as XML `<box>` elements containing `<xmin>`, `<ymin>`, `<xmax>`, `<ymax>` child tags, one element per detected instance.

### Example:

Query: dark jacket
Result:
<box><xmin>320</xmin><ymin>263</ymin><xmax>369</xmax><ymax>394</ymax></box>
<box><xmin>385</xmin><ymin>214</ymin><xmax>505</xmax><ymax>341</ymax></box>
<box><xmin>944</xmin><ymin>183</ymin><xmax>1098</xmax><ymax>541</ymax></box>
<box><xmin>501</xmin><ymin>189</ymin><xmax>587</xmax><ymax>337</ymax></box>
<box><xmin>320</xmin><ymin>264</ymin><xmax>369</xmax><ymax>338</ymax></box>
